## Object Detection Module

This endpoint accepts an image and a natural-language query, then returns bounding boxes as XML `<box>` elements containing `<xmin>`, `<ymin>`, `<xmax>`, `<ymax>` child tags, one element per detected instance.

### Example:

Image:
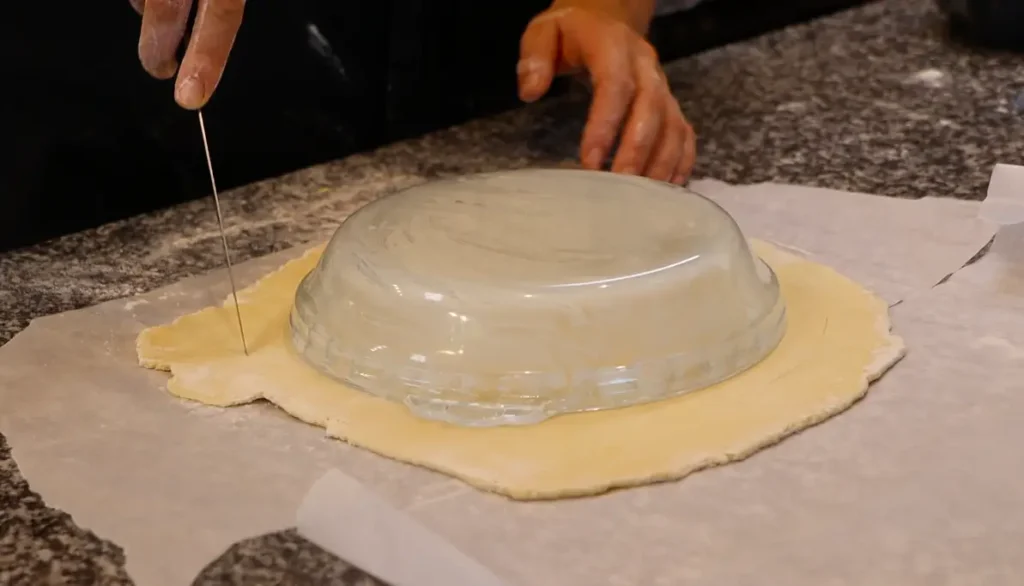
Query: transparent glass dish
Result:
<box><xmin>290</xmin><ymin>169</ymin><xmax>786</xmax><ymax>427</ymax></box>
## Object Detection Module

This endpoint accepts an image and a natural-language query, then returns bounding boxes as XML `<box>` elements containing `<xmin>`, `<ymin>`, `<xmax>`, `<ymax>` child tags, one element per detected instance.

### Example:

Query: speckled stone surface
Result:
<box><xmin>1</xmin><ymin>0</ymin><xmax>1022</xmax><ymax>583</ymax></box>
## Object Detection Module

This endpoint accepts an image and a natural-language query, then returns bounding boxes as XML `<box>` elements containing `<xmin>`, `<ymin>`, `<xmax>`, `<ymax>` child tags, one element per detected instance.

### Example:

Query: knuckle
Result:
<box><xmin>616</xmin><ymin>77</ymin><xmax>637</xmax><ymax>99</ymax></box>
<box><xmin>596</xmin><ymin>72</ymin><xmax>635</xmax><ymax>99</ymax></box>
<box><xmin>588</xmin><ymin>124</ymin><xmax>618</xmax><ymax>148</ymax></box>
<box><xmin>659</xmin><ymin>135</ymin><xmax>684</xmax><ymax>161</ymax></box>
<box><xmin>650</xmin><ymin>148</ymin><xmax>679</xmax><ymax>174</ymax></box>
<box><xmin>640</xmin><ymin>87</ymin><xmax>665</xmax><ymax>109</ymax></box>
<box><xmin>675</xmin><ymin>116</ymin><xmax>692</xmax><ymax>136</ymax></box>
<box><xmin>636</xmin><ymin>40</ymin><xmax>659</xmax><ymax>62</ymax></box>
<box><xmin>632</xmin><ymin>110</ymin><xmax>662</xmax><ymax>144</ymax></box>
<box><xmin>635</xmin><ymin>63</ymin><xmax>669</xmax><ymax>93</ymax></box>
<box><xmin>662</xmin><ymin>77</ymin><xmax>677</xmax><ymax>96</ymax></box>
<box><xmin>522</xmin><ymin>20</ymin><xmax>542</xmax><ymax>39</ymax></box>
<box><xmin>671</xmin><ymin>107</ymin><xmax>692</xmax><ymax>132</ymax></box>
<box><xmin>595</xmin><ymin>69</ymin><xmax>636</xmax><ymax>97</ymax></box>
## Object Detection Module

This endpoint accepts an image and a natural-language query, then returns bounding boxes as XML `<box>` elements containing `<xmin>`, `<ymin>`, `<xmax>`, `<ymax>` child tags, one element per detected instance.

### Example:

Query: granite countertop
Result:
<box><xmin>2</xmin><ymin>0</ymin><xmax>1023</xmax><ymax>583</ymax></box>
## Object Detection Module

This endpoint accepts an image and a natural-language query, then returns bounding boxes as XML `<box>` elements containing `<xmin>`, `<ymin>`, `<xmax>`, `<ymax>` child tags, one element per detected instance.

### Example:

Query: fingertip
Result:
<box><xmin>582</xmin><ymin>146</ymin><xmax>605</xmax><ymax>170</ymax></box>
<box><xmin>517</xmin><ymin>61</ymin><xmax>552</xmax><ymax>103</ymax></box>
<box><xmin>174</xmin><ymin>73</ymin><xmax>206</xmax><ymax>110</ymax></box>
<box><xmin>518</xmin><ymin>16</ymin><xmax>558</xmax><ymax>101</ymax></box>
<box><xmin>673</xmin><ymin>156</ymin><xmax>695</xmax><ymax>185</ymax></box>
<box><xmin>518</xmin><ymin>84</ymin><xmax>541</xmax><ymax>103</ymax></box>
<box><xmin>138</xmin><ymin>39</ymin><xmax>178</xmax><ymax>79</ymax></box>
<box><xmin>518</xmin><ymin>78</ymin><xmax>551</xmax><ymax>103</ymax></box>
<box><xmin>580</xmin><ymin>124</ymin><xmax>619</xmax><ymax>169</ymax></box>
<box><xmin>610</xmin><ymin>158</ymin><xmax>638</xmax><ymax>176</ymax></box>
<box><xmin>141</xmin><ymin>58</ymin><xmax>179</xmax><ymax>80</ymax></box>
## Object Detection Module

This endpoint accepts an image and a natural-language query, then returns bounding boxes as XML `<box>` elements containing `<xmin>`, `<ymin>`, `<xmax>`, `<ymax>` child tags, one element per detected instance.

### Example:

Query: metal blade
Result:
<box><xmin>197</xmin><ymin>110</ymin><xmax>250</xmax><ymax>355</ymax></box>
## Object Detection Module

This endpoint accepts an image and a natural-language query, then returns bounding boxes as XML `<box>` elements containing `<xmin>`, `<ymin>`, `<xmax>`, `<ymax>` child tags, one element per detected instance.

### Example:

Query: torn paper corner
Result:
<box><xmin>983</xmin><ymin>164</ymin><xmax>1024</xmax><ymax>226</ymax></box>
<box><xmin>296</xmin><ymin>469</ymin><xmax>511</xmax><ymax>586</ymax></box>
<box><xmin>933</xmin><ymin>163</ymin><xmax>1024</xmax><ymax>289</ymax></box>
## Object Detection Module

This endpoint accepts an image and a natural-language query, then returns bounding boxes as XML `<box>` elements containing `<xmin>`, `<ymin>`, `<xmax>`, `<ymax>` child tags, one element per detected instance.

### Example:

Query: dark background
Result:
<box><xmin>1</xmin><ymin>0</ymin><xmax>882</xmax><ymax>252</ymax></box>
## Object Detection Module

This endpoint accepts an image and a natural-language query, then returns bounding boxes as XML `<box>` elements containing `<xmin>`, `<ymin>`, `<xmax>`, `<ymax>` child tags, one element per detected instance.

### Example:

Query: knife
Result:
<box><xmin>197</xmin><ymin>110</ymin><xmax>250</xmax><ymax>355</ymax></box>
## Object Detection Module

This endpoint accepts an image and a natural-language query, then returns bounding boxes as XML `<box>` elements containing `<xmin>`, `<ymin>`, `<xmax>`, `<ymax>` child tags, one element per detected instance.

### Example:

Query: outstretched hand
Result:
<box><xmin>518</xmin><ymin>4</ymin><xmax>696</xmax><ymax>184</ymax></box>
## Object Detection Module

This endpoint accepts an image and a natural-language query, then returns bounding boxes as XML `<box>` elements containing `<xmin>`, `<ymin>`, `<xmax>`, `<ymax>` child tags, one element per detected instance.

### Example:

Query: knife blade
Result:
<box><xmin>197</xmin><ymin>110</ymin><xmax>250</xmax><ymax>356</ymax></box>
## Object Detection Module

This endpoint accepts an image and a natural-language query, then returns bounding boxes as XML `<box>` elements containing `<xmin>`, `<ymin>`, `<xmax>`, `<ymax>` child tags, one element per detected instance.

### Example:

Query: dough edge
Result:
<box><xmin>136</xmin><ymin>241</ymin><xmax>906</xmax><ymax>501</ymax></box>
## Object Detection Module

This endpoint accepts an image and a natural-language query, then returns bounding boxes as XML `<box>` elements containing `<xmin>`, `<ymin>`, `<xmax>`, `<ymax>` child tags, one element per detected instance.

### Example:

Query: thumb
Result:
<box><xmin>518</xmin><ymin>17</ymin><xmax>559</xmax><ymax>103</ymax></box>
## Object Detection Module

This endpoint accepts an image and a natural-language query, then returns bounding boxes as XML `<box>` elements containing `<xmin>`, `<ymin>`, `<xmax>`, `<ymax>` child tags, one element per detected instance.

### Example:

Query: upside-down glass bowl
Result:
<box><xmin>289</xmin><ymin>169</ymin><xmax>786</xmax><ymax>427</ymax></box>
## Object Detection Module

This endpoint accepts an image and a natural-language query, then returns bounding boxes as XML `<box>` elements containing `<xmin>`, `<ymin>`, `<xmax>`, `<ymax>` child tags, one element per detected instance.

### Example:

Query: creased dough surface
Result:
<box><xmin>137</xmin><ymin>241</ymin><xmax>905</xmax><ymax>500</ymax></box>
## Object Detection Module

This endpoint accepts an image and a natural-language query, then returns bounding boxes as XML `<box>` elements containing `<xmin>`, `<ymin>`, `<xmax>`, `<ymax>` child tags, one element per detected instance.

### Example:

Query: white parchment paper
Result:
<box><xmin>0</xmin><ymin>173</ymin><xmax>1019</xmax><ymax>585</ymax></box>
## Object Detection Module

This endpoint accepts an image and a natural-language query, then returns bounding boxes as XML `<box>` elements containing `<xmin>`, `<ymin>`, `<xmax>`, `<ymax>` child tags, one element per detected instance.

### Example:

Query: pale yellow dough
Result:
<box><xmin>137</xmin><ymin>241</ymin><xmax>905</xmax><ymax>500</ymax></box>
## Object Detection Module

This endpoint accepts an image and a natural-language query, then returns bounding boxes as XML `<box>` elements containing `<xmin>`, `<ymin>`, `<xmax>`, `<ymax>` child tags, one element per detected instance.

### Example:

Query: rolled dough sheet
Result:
<box><xmin>136</xmin><ymin>240</ymin><xmax>905</xmax><ymax>500</ymax></box>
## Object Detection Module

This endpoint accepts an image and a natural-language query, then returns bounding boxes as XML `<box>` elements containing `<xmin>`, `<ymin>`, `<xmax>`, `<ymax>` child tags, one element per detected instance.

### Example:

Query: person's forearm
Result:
<box><xmin>549</xmin><ymin>0</ymin><xmax>658</xmax><ymax>34</ymax></box>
